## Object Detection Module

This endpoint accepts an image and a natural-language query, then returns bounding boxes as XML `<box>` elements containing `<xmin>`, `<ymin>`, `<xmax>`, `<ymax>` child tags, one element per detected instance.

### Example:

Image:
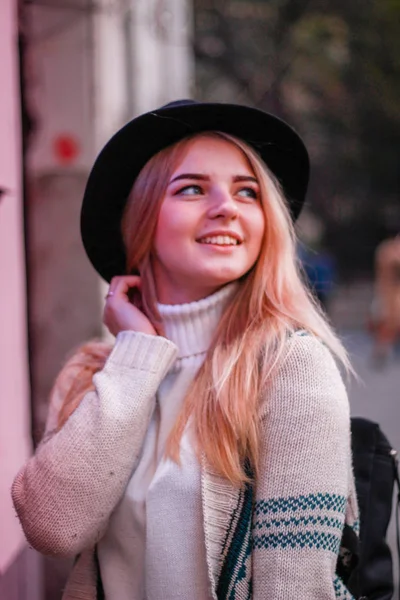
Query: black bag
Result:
<box><xmin>345</xmin><ymin>417</ymin><xmax>400</xmax><ymax>600</ymax></box>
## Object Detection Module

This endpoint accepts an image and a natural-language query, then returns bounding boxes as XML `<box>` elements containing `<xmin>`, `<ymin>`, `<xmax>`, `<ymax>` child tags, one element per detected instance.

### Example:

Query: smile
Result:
<box><xmin>197</xmin><ymin>235</ymin><xmax>240</xmax><ymax>246</ymax></box>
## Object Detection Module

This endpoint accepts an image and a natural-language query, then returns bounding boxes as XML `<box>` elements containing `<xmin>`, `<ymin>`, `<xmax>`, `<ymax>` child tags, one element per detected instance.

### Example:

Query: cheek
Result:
<box><xmin>154</xmin><ymin>205</ymin><xmax>178</xmax><ymax>245</ymax></box>
<box><xmin>153</xmin><ymin>208</ymin><xmax>191</xmax><ymax>256</ymax></box>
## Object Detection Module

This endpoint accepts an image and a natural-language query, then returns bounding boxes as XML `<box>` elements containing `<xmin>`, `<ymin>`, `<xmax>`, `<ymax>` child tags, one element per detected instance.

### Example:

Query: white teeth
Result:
<box><xmin>199</xmin><ymin>235</ymin><xmax>239</xmax><ymax>245</ymax></box>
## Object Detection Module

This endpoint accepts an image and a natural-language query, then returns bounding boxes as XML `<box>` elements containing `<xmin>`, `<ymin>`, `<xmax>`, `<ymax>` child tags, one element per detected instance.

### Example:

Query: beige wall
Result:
<box><xmin>0</xmin><ymin>0</ymin><xmax>32</xmax><ymax>575</ymax></box>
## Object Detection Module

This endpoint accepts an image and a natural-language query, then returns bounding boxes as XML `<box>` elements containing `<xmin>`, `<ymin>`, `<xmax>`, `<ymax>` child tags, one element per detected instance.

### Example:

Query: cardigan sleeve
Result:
<box><xmin>253</xmin><ymin>332</ymin><xmax>356</xmax><ymax>600</ymax></box>
<box><xmin>11</xmin><ymin>331</ymin><xmax>178</xmax><ymax>558</ymax></box>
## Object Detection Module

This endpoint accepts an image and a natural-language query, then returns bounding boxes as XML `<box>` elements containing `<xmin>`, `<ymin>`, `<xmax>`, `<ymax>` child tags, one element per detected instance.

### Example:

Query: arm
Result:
<box><xmin>253</xmin><ymin>333</ymin><xmax>355</xmax><ymax>599</ymax></box>
<box><xmin>12</xmin><ymin>331</ymin><xmax>178</xmax><ymax>557</ymax></box>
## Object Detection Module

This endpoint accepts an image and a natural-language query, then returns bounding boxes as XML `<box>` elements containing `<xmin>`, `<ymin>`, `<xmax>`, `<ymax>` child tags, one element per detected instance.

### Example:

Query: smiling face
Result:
<box><xmin>151</xmin><ymin>135</ymin><xmax>266</xmax><ymax>304</ymax></box>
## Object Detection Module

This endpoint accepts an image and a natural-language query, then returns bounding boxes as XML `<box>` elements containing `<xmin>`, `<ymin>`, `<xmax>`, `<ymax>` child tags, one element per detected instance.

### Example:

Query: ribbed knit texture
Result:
<box><xmin>98</xmin><ymin>283</ymin><xmax>237</xmax><ymax>600</ymax></box>
<box><xmin>158</xmin><ymin>282</ymin><xmax>237</xmax><ymax>362</ymax></box>
<box><xmin>12</xmin><ymin>294</ymin><xmax>358</xmax><ymax>600</ymax></box>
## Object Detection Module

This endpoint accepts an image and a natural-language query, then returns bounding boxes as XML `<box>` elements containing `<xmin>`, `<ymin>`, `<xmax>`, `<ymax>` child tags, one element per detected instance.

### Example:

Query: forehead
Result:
<box><xmin>172</xmin><ymin>135</ymin><xmax>255</xmax><ymax>175</ymax></box>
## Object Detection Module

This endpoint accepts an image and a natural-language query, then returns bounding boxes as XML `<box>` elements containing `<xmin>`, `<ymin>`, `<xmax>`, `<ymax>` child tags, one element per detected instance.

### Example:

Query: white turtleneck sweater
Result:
<box><xmin>97</xmin><ymin>283</ymin><xmax>237</xmax><ymax>600</ymax></box>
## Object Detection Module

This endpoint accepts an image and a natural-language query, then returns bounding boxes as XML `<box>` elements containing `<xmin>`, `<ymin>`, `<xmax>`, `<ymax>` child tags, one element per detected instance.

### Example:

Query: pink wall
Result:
<box><xmin>0</xmin><ymin>0</ymin><xmax>32</xmax><ymax>573</ymax></box>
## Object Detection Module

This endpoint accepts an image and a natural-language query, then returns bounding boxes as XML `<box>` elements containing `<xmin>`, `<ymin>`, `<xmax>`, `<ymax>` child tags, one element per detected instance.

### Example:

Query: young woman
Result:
<box><xmin>12</xmin><ymin>100</ymin><xmax>359</xmax><ymax>600</ymax></box>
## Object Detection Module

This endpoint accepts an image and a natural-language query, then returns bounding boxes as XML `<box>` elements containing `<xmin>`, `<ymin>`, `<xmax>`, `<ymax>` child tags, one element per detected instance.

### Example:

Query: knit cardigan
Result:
<box><xmin>12</xmin><ymin>330</ymin><xmax>358</xmax><ymax>600</ymax></box>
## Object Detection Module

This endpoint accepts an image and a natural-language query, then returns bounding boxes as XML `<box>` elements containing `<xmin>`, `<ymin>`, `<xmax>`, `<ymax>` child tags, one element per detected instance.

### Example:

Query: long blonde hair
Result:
<box><xmin>56</xmin><ymin>131</ymin><xmax>350</xmax><ymax>485</ymax></box>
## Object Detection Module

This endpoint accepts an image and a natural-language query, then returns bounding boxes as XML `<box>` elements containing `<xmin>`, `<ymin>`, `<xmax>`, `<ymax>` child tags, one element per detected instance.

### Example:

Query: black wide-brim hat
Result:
<box><xmin>81</xmin><ymin>99</ymin><xmax>310</xmax><ymax>282</ymax></box>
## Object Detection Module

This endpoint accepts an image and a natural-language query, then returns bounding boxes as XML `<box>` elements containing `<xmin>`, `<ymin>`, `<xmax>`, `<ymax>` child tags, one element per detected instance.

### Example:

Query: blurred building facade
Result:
<box><xmin>0</xmin><ymin>2</ymin><xmax>40</xmax><ymax>599</ymax></box>
<box><xmin>1</xmin><ymin>1</ymin><xmax>193</xmax><ymax>598</ymax></box>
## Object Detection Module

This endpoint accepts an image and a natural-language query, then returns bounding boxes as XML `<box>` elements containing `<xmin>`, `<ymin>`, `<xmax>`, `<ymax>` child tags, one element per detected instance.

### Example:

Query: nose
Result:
<box><xmin>207</xmin><ymin>187</ymin><xmax>238</xmax><ymax>220</ymax></box>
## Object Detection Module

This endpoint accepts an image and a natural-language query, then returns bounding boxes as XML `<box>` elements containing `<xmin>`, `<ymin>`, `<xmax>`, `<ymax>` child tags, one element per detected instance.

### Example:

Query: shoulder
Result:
<box><xmin>256</xmin><ymin>331</ymin><xmax>353</xmax><ymax>505</ymax></box>
<box><xmin>281</xmin><ymin>329</ymin><xmax>343</xmax><ymax>379</ymax></box>
<box><xmin>262</xmin><ymin>330</ymin><xmax>349</xmax><ymax>423</ymax></box>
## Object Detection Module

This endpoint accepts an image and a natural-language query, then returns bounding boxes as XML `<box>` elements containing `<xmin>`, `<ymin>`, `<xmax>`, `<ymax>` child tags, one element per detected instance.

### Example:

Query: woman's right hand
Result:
<box><xmin>103</xmin><ymin>275</ymin><xmax>157</xmax><ymax>337</ymax></box>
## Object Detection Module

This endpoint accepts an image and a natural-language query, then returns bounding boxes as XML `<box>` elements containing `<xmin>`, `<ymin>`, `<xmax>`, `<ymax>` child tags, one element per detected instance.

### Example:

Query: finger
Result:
<box><xmin>110</xmin><ymin>275</ymin><xmax>141</xmax><ymax>289</ymax></box>
<box><xmin>106</xmin><ymin>275</ymin><xmax>142</xmax><ymax>300</ymax></box>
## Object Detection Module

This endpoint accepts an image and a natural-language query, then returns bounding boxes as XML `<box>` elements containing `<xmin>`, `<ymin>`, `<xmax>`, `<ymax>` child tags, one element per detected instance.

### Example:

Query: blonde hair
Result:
<box><xmin>56</xmin><ymin>131</ymin><xmax>350</xmax><ymax>485</ymax></box>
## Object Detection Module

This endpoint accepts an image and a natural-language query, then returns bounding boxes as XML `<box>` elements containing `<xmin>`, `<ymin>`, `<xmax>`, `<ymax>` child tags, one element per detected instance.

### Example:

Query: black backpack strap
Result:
<box><xmin>348</xmin><ymin>418</ymin><xmax>398</xmax><ymax>599</ymax></box>
<box><xmin>95</xmin><ymin>545</ymin><xmax>105</xmax><ymax>600</ymax></box>
<box><xmin>391</xmin><ymin>449</ymin><xmax>400</xmax><ymax>594</ymax></box>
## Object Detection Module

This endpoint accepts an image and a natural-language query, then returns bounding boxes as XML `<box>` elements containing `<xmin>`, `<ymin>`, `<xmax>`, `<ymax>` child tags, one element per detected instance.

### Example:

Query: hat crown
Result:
<box><xmin>158</xmin><ymin>99</ymin><xmax>199</xmax><ymax>110</ymax></box>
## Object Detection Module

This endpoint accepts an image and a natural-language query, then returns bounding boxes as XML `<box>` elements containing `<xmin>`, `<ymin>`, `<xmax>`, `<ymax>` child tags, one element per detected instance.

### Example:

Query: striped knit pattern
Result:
<box><xmin>217</xmin><ymin>462</ymin><xmax>254</xmax><ymax>600</ymax></box>
<box><xmin>333</xmin><ymin>576</ymin><xmax>356</xmax><ymax>599</ymax></box>
<box><xmin>216</xmin><ymin>490</ymin><xmax>357</xmax><ymax>599</ymax></box>
<box><xmin>352</xmin><ymin>520</ymin><xmax>360</xmax><ymax>536</ymax></box>
<box><xmin>253</xmin><ymin>493</ymin><xmax>346</xmax><ymax>554</ymax></box>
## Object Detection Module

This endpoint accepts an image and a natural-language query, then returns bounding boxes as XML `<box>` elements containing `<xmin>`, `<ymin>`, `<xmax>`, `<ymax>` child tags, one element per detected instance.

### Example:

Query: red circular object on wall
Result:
<box><xmin>53</xmin><ymin>134</ymin><xmax>80</xmax><ymax>164</ymax></box>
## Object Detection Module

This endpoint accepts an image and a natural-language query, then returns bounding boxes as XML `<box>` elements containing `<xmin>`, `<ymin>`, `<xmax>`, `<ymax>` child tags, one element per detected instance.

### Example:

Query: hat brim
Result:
<box><xmin>81</xmin><ymin>102</ymin><xmax>309</xmax><ymax>282</ymax></box>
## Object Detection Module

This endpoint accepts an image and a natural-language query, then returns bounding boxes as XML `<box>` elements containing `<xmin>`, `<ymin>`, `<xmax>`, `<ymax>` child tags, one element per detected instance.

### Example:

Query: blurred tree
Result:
<box><xmin>193</xmin><ymin>0</ymin><xmax>400</xmax><ymax>277</ymax></box>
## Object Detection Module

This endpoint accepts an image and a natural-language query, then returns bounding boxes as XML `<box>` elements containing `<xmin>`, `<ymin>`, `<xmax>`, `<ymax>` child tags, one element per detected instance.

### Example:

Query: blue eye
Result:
<box><xmin>237</xmin><ymin>187</ymin><xmax>258</xmax><ymax>199</ymax></box>
<box><xmin>177</xmin><ymin>185</ymin><xmax>202</xmax><ymax>196</ymax></box>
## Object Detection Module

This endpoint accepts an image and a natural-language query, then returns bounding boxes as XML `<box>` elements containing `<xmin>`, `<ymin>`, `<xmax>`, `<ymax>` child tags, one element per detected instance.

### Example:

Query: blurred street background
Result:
<box><xmin>1</xmin><ymin>0</ymin><xmax>399</xmax><ymax>598</ymax></box>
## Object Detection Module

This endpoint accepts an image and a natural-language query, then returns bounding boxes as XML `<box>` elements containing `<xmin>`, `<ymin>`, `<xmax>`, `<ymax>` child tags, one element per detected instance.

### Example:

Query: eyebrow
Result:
<box><xmin>169</xmin><ymin>173</ymin><xmax>259</xmax><ymax>184</ymax></box>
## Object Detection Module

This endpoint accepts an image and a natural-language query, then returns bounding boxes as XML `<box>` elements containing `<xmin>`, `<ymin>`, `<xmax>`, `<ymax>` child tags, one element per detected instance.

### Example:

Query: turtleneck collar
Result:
<box><xmin>157</xmin><ymin>282</ymin><xmax>239</xmax><ymax>359</ymax></box>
